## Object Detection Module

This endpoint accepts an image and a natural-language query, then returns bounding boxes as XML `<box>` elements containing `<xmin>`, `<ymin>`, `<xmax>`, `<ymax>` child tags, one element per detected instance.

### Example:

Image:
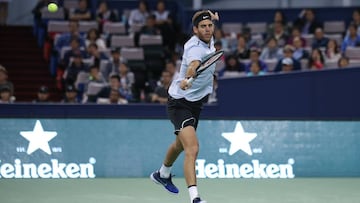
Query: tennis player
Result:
<box><xmin>150</xmin><ymin>10</ymin><xmax>219</xmax><ymax>203</ymax></box>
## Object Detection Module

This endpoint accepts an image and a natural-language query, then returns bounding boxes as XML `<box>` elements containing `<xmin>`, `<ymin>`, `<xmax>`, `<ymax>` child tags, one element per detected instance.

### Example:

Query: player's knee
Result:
<box><xmin>184</xmin><ymin>144</ymin><xmax>199</xmax><ymax>158</ymax></box>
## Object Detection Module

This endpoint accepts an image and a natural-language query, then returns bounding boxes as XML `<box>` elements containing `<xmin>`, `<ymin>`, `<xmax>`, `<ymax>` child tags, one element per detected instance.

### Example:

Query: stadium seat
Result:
<box><xmin>103</xmin><ymin>22</ymin><xmax>126</xmax><ymax>35</ymax></box>
<box><xmin>324</xmin><ymin>21</ymin><xmax>346</xmax><ymax>34</ymax></box>
<box><xmin>325</xmin><ymin>61</ymin><xmax>338</xmax><ymax>69</ymax></box>
<box><xmin>302</xmin><ymin>34</ymin><xmax>314</xmax><ymax>47</ymax></box>
<box><xmin>41</xmin><ymin>7</ymin><xmax>65</xmax><ymax>20</ymax></box>
<box><xmin>63</xmin><ymin>0</ymin><xmax>78</xmax><ymax>9</ymax></box>
<box><xmin>129</xmin><ymin>24</ymin><xmax>143</xmax><ymax>33</ymax></box>
<box><xmin>79</xmin><ymin>21</ymin><xmax>98</xmax><ymax>33</ymax></box>
<box><xmin>111</xmin><ymin>35</ymin><xmax>135</xmax><ymax>48</ymax></box>
<box><xmin>47</xmin><ymin>21</ymin><xmax>69</xmax><ymax>33</ymax></box>
<box><xmin>264</xmin><ymin>59</ymin><xmax>278</xmax><ymax>72</ymax></box>
<box><xmin>121</xmin><ymin>47</ymin><xmax>144</xmax><ymax>60</ymax></box>
<box><xmin>139</xmin><ymin>35</ymin><xmax>162</xmax><ymax>46</ymax></box>
<box><xmin>222</xmin><ymin>23</ymin><xmax>243</xmax><ymax>35</ymax></box>
<box><xmin>245</xmin><ymin>22</ymin><xmax>267</xmax><ymax>34</ymax></box>
<box><xmin>349</xmin><ymin>59</ymin><xmax>360</xmax><ymax>67</ymax></box>
<box><xmin>345</xmin><ymin>47</ymin><xmax>360</xmax><ymax>59</ymax></box>
<box><xmin>325</xmin><ymin>34</ymin><xmax>343</xmax><ymax>45</ymax></box>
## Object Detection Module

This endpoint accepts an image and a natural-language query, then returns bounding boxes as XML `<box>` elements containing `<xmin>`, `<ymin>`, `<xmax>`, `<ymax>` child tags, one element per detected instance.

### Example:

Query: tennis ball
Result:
<box><xmin>48</xmin><ymin>3</ymin><xmax>58</xmax><ymax>13</ymax></box>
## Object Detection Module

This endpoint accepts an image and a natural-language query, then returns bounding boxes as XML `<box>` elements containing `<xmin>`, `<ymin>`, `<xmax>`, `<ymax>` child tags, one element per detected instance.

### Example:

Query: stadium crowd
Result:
<box><xmin>1</xmin><ymin>0</ymin><xmax>360</xmax><ymax>104</ymax></box>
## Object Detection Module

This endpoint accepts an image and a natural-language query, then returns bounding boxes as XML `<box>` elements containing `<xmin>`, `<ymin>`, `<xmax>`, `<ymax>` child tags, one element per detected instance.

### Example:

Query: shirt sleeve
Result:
<box><xmin>185</xmin><ymin>45</ymin><xmax>205</xmax><ymax>66</ymax></box>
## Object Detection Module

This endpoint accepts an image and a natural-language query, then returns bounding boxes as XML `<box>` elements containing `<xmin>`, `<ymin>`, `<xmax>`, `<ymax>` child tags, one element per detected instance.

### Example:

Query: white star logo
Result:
<box><xmin>20</xmin><ymin>120</ymin><xmax>57</xmax><ymax>155</ymax></box>
<box><xmin>222</xmin><ymin>122</ymin><xmax>257</xmax><ymax>156</ymax></box>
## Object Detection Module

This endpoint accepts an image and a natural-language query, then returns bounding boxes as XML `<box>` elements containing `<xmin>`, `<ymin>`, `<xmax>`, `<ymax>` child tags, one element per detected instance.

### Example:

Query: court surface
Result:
<box><xmin>1</xmin><ymin>178</ymin><xmax>359</xmax><ymax>203</ymax></box>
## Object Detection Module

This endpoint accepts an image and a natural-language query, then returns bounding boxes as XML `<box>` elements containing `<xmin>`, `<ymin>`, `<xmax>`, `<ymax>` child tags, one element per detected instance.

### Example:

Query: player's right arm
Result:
<box><xmin>180</xmin><ymin>60</ymin><xmax>200</xmax><ymax>90</ymax></box>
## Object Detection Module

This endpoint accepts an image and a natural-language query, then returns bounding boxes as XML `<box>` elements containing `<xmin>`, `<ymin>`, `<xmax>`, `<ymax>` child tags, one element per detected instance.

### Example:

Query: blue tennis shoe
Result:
<box><xmin>150</xmin><ymin>171</ymin><xmax>179</xmax><ymax>194</ymax></box>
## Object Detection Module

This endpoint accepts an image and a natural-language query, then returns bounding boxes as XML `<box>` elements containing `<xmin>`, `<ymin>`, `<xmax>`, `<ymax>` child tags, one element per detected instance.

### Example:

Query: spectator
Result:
<box><xmin>151</xmin><ymin>70</ymin><xmax>171</xmax><ymax>104</ymax></box>
<box><xmin>267</xmin><ymin>10</ymin><xmax>289</xmax><ymax>36</ymax></box>
<box><xmin>233</xmin><ymin>35</ymin><xmax>250</xmax><ymax>60</ymax></box>
<box><xmin>86</xmin><ymin>43</ymin><xmax>109</xmax><ymax>67</ymax></box>
<box><xmin>348</xmin><ymin>9</ymin><xmax>360</xmax><ymax>35</ymax></box>
<box><xmin>266</xmin><ymin>21</ymin><xmax>289</xmax><ymax>47</ymax></box>
<box><xmin>273</xmin><ymin>45</ymin><xmax>301</xmax><ymax>72</ymax></box>
<box><xmin>69</xmin><ymin>0</ymin><xmax>93</xmax><ymax>21</ymax></box>
<box><xmin>62</xmin><ymin>84</ymin><xmax>79</xmax><ymax>103</ymax></box>
<box><xmin>128</xmin><ymin>0</ymin><xmax>149</xmax><ymax>27</ymax></box>
<box><xmin>118</xmin><ymin>62</ymin><xmax>135</xmax><ymax>97</ymax></box>
<box><xmin>101</xmin><ymin>47</ymin><xmax>126</xmax><ymax>81</ymax></box>
<box><xmin>311</xmin><ymin>27</ymin><xmax>329</xmax><ymax>49</ymax></box>
<box><xmin>96</xmin><ymin>0</ymin><xmax>118</xmax><ymax>31</ymax></box>
<box><xmin>324</xmin><ymin>39</ymin><xmax>341</xmax><ymax>63</ymax></box>
<box><xmin>218</xmin><ymin>54</ymin><xmax>245</xmax><ymax>78</ymax></box>
<box><xmin>63</xmin><ymin>52</ymin><xmax>89</xmax><ymax>86</ymax></box>
<box><xmin>55</xmin><ymin>20</ymin><xmax>86</xmax><ymax>54</ymax></box>
<box><xmin>0</xmin><ymin>86</ymin><xmax>12</xmax><ymax>103</ymax></box>
<box><xmin>95</xmin><ymin>74</ymin><xmax>131</xmax><ymax>103</ymax></box>
<box><xmin>0</xmin><ymin>65</ymin><xmax>14</xmax><ymax>96</ymax></box>
<box><xmin>287</xmin><ymin>26</ymin><xmax>307</xmax><ymax>47</ymax></box>
<box><xmin>292</xmin><ymin>36</ymin><xmax>309</xmax><ymax>61</ymax></box>
<box><xmin>135</xmin><ymin>14</ymin><xmax>161</xmax><ymax>46</ymax></box>
<box><xmin>294</xmin><ymin>8</ymin><xmax>322</xmax><ymax>35</ymax></box>
<box><xmin>62</xmin><ymin>37</ymin><xmax>87</xmax><ymax>68</ymax></box>
<box><xmin>85</xmin><ymin>28</ymin><xmax>107</xmax><ymax>51</ymax></box>
<box><xmin>165</xmin><ymin>60</ymin><xmax>179</xmax><ymax>81</ymax></box>
<box><xmin>97</xmin><ymin>88</ymin><xmax>128</xmax><ymax>104</ymax></box>
<box><xmin>338</xmin><ymin>56</ymin><xmax>350</xmax><ymax>68</ymax></box>
<box><xmin>214</xmin><ymin>28</ymin><xmax>229</xmax><ymax>52</ymax></box>
<box><xmin>308</xmin><ymin>48</ymin><xmax>325</xmax><ymax>70</ymax></box>
<box><xmin>88</xmin><ymin>65</ymin><xmax>106</xmax><ymax>84</ymax></box>
<box><xmin>259</xmin><ymin>37</ymin><xmax>283</xmax><ymax>61</ymax></box>
<box><xmin>153</xmin><ymin>0</ymin><xmax>169</xmax><ymax>24</ymax></box>
<box><xmin>245</xmin><ymin>48</ymin><xmax>268</xmax><ymax>73</ymax></box>
<box><xmin>341</xmin><ymin>23</ymin><xmax>360</xmax><ymax>53</ymax></box>
<box><xmin>247</xmin><ymin>61</ymin><xmax>266</xmax><ymax>76</ymax></box>
<box><xmin>33</xmin><ymin>86</ymin><xmax>51</xmax><ymax>103</ymax></box>
<box><xmin>280</xmin><ymin>57</ymin><xmax>295</xmax><ymax>73</ymax></box>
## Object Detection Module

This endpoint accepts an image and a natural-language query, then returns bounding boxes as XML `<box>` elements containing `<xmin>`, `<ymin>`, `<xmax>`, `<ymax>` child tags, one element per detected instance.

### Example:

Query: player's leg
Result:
<box><xmin>178</xmin><ymin>126</ymin><xmax>206</xmax><ymax>203</ymax></box>
<box><xmin>163</xmin><ymin>135</ymin><xmax>184</xmax><ymax>168</ymax></box>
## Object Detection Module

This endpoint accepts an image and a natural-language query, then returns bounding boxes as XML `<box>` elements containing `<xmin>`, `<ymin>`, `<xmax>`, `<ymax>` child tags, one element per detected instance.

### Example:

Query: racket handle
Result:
<box><xmin>186</xmin><ymin>77</ymin><xmax>194</xmax><ymax>85</ymax></box>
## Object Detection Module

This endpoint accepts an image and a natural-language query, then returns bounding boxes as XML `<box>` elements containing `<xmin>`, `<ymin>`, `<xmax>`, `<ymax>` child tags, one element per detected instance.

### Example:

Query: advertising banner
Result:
<box><xmin>0</xmin><ymin>119</ymin><xmax>359</xmax><ymax>178</ymax></box>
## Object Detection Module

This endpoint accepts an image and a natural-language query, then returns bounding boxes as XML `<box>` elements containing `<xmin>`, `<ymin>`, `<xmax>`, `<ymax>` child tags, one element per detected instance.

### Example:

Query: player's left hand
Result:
<box><xmin>208</xmin><ymin>10</ymin><xmax>219</xmax><ymax>21</ymax></box>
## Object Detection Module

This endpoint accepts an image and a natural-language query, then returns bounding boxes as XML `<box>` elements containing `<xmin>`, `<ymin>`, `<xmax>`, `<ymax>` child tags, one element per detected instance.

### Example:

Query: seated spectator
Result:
<box><xmin>128</xmin><ymin>0</ymin><xmax>149</xmax><ymax>27</ymax></box>
<box><xmin>341</xmin><ymin>23</ymin><xmax>360</xmax><ymax>53</ymax></box>
<box><xmin>135</xmin><ymin>14</ymin><xmax>161</xmax><ymax>46</ymax></box>
<box><xmin>324</xmin><ymin>39</ymin><xmax>342</xmax><ymax>63</ymax></box>
<box><xmin>69</xmin><ymin>0</ymin><xmax>93</xmax><ymax>21</ymax></box>
<box><xmin>338</xmin><ymin>56</ymin><xmax>350</xmax><ymax>68</ymax></box>
<box><xmin>62</xmin><ymin>84</ymin><xmax>80</xmax><ymax>103</ymax></box>
<box><xmin>86</xmin><ymin>43</ymin><xmax>109</xmax><ymax>67</ymax></box>
<box><xmin>348</xmin><ymin>9</ymin><xmax>360</xmax><ymax>36</ymax></box>
<box><xmin>151</xmin><ymin>70</ymin><xmax>171</xmax><ymax>104</ymax></box>
<box><xmin>308</xmin><ymin>48</ymin><xmax>325</xmax><ymax>70</ymax></box>
<box><xmin>266</xmin><ymin>10</ymin><xmax>289</xmax><ymax>37</ymax></box>
<box><xmin>94</xmin><ymin>74</ymin><xmax>132</xmax><ymax>103</ymax></box>
<box><xmin>97</xmin><ymin>88</ymin><xmax>128</xmax><ymax>104</ymax></box>
<box><xmin>165</xmin><ymin>59</ymin><xmax>179</xmax><ymax>81</ymax></box>
<box><xmin>292</xmin><ymin>36</ymin><xmax>310</xmax><ymax>60</ymax></box>
<box><xmin>88</xmin><ymin>65</ymin><xmax>106</xmax><ymax>84</ymax></box>
<box><xmin>280</xmin><ymin>57</ymin><xmax>296</xmax><ymax>73</ymax></box>
<box><xmin>245</xmin><ymin>48</ymin><xmax>268</xmax><ymax>73</ymax></box>
<box><xmin>260</xmin><ymin>37</ymin><xmax>283</xmax><ymax>61</ymax></box>
<box><xmin>266</xmin><ymin>21</ymin><xmax>289</xmax><ymax>47</ymax></box>
<box><xmin>118</xmin><ymin>62</ymin><xmax>135</xmax><ymax>96</ymax></box>
<box><xmin>218</xmin><ymin>54</ymin><xmax>245</xmax><ymax>78</ymax></box>
<box><xmin>0</xmin><ymin>65</ymin><xmax>14</xmax><ymax>96</ymax></box>
<box><xmin>247</xmin><ymin>61</ymin><xmax>266</xmax><ymax>76</ymax></box>
<box><xmin>33</xmin><ymin>86</ymin><xmax>51</xmax><ymax>103</ymax></box>
<box><xmin>273</xmin><ymin>45</ymin><xmax>302</xmax><ymax>72</ymax></box>
<box><xmin>55</xmin><ymin>20</ymin><xmax>86</xmax><ymax>54</ymax></box>
<box><xmin>311</xmin><ymin>27</ymin><xmax>329</xmax><ymax>49</ymax></box>
<box><xmin>233</xmin><ymin>35</ymin><xmax>250</xmax><ymax>60</ymax></box>
<box><xmin>287</xmin><ymin>26</ymin><xmax>307</xmax><ymax>47</ymax></box>
<box><xmin>214</xmin><ymin>28</ymin><xmax>229</xmax><ymax>52</ymax></box>
<box><xmin>293</xmin><ymin>8</ymin><xmax>322</xmax><ymax>35</ymax></box>
<box><xmin>96</xmin><ymin>0</ymin><xmax>118</xmax><ymax>31</ymax></box>
<box><xmin>85</xmin><ymin>28</ymin><xmax>107</xmax><ymax>51</ymax></box>
<box><xmin>62</xmin><ymin>37</ymin><xmax>87</xmax><ymax>68</ymax></box>
<box><xmin>63</xmin><ymin>52</ymin><xmax>89</xmax><ymax>86</ymax></box>
<box><xmin>0</xmin><ymin>86</ymin><xmax>12</xmax><ymax>103</ymax></box>
<box><xmin>101</xmin><ymin>47</ymin><xmax>126</xmax><ymax>81</ymax></box>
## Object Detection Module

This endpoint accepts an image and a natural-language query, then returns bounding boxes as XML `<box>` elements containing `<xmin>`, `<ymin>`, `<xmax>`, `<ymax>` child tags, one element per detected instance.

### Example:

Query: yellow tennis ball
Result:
<box><xmin>48</xmin><ymin>3</ymin><xmax>58</xmax><ymax>13</ymax></box>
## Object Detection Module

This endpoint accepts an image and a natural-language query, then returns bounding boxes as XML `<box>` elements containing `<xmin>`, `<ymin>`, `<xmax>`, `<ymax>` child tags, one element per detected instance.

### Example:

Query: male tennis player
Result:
<box><xmin>150</xmin><ymin>10</ymin><xmax>219</xmax><ymax>203</ymax></box>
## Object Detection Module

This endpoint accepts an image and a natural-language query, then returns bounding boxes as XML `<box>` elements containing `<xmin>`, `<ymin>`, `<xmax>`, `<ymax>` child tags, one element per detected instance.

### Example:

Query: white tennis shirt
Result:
<box><xmin>168</xmin><ymin>35</ymin><xmax>216</xmax><ymax>102</ymax></box>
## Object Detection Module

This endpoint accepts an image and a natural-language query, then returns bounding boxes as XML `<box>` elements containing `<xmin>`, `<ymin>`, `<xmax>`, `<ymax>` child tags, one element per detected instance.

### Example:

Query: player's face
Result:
<box><xmin>194</xmin><ymin>19</ymin><xmax>214</xmax><ymax>43</ymax></box>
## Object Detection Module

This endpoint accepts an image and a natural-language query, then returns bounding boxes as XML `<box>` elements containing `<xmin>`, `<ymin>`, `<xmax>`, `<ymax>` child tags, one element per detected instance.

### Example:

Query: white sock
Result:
<box><xmin>188</xmin><ymin>185</ymin><xmax>199</xmax><ymax>202</ymax></box>
<box><xmin>159</xmin><ymin>164</ymin><xmax>172</xmax><ymax>178</ymax></box>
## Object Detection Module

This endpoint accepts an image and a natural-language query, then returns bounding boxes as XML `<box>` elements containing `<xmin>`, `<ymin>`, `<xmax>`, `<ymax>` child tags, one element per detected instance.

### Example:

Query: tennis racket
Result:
<box><xmin>186</xmin><ymin>50</ymin><xmax>224</xmax><ymax>85</ymax></box>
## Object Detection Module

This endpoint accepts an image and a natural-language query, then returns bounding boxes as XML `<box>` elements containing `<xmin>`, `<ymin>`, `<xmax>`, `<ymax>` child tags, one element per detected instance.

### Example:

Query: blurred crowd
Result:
<box><xmin>1</xmin><ymin>0</ymin><xmax>360</xmax><ymax>104</ymax></box>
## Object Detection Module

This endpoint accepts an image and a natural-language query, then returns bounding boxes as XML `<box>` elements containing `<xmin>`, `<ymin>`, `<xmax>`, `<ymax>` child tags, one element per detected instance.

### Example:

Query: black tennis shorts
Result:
<box><xmin>167</xmin><ymin>96</ymin><xmax>208</xmax><ymax>135</ymax></box>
